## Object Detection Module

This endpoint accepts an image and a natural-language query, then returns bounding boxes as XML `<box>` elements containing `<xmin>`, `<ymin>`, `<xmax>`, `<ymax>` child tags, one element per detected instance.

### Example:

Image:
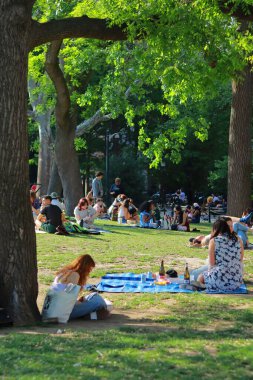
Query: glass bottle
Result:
<box><xmin>184</xmin><ymin>262</ymin><xmax>190</xmax><ymax>284</ymax></box>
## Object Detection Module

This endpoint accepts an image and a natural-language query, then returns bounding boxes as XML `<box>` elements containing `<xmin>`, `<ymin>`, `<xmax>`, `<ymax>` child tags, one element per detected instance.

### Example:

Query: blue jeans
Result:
<box><xmin>233</xmin><ymin>222</ymin><xmax>248</xmax><ymax>247</ymax></box>
<box><xmin>69</xmin><ymin>293</ymin><xmax>106</xmax><ymax>319</ymax></box>
<box><xmin>190</xmin><ymin>265</ymin><xmax>208</xmax><ymax>280</ymax></box>
<box><xmin>239</xmin><ymin>212</ymin><xmax>253</xmax><ymax>224</ymax></box>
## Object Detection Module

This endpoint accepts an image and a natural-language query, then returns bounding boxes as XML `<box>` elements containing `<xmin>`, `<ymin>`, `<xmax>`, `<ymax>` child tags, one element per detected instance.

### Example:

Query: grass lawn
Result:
<box><xmin>1</xmin><ymin>221</ymin><xmax>253</xmax><ymax>379</ymax></box>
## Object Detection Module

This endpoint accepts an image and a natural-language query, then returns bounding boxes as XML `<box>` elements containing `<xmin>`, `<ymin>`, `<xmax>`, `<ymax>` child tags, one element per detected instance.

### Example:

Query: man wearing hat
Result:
<box><xmin>50</xmin><ymin>192</ymin><xmax>65</xmax><ymax>212</ymax></box>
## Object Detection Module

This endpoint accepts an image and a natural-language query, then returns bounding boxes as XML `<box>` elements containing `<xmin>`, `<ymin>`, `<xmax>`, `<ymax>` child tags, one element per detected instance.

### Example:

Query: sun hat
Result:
<box><xmin>50</xmin><ymin>192</ymin><xmax>59</xmax><ymax>199</ymax></box>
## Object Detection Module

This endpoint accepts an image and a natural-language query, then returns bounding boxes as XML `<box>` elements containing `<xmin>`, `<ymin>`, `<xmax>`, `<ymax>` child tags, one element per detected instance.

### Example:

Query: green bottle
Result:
<box><xmin>159</xmin><ymin>260</ymin><xmax>165</xmax><ymax>277</ymax></box>
<box><xmin>184</xmin><ymin>263</ymin><xmax>190</xmax><ymax>284</ymax></box>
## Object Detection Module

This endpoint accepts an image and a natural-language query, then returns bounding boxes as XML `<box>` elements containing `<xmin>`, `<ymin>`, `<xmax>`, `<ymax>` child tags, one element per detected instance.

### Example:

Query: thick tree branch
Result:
<box><xmin>75</xmin><ymin>80</ymin><xmax>141</xmax><ymax>136</ymax></box>
<box><xmin>76</xmin><ymin>110</ymin><xmax>112</xmax><ymax>136</ymax></box>
<box><xmin>218</xmin><ymin>1</ymin><xmax>253</xmax><ymax>21</ymax></box>
<box><xmin>29</xmin><ymin>17</ymin><xmax>127</xmax><ymax>51</ymax></box>
<box><xmin>45</xmin><ymin>40</ymin><xmax>71</xmax><ymax>128</ymax></box>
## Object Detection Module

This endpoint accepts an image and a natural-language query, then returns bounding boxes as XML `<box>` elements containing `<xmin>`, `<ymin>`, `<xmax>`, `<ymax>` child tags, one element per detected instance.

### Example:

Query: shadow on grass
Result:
<box><xmin>1</xmin><ymin>314</ymin><xmax>253</xmax><ymax>380</ymax></box>
<box><xmin>100</xmin><ymin>223</ymin><xmax>211</xmax><ymax>236</ymax></box>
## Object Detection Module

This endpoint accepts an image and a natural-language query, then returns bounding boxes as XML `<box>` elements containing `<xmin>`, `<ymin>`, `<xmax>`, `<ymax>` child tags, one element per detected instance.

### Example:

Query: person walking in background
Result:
<box><xmin>92</xmin><ymin>171</ymin><xmax>104</xmax><ymax>201</ymax></box>
<box><xmin>110</xmin><ymin>177</ymin><xmax>125</xmax><ymax>199</ymax></box>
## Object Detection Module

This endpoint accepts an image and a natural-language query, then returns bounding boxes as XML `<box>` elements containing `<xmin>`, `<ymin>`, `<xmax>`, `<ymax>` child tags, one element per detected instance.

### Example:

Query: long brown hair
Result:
<box><xmin>56</xmin><ymin>254</ymin><xmax>95</xmax><ymax>286</ymax></box>
<box><xmin>211</xmin><ymin>218</ymin><xmax>238</xmax><ymax>242</ymax></box>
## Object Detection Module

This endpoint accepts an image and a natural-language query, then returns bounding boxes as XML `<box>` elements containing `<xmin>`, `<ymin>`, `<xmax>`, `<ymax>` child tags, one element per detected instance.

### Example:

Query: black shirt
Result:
<box><xmin>41</xmin><ymin>204</ymin><xmax>62</xmax><ymax>227</ymax></box>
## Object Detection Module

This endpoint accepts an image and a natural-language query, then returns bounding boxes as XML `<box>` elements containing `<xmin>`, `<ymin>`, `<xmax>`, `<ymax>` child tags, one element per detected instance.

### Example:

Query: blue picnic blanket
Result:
<box><xmin>96</xmin><ymin>272</ymin><xmax>248</xmax><ymax>294</ymax></box>
<box><xmin>205</xmin><ymin>283</ymin><xmax>247</xmax><ymax>294</ymax></box>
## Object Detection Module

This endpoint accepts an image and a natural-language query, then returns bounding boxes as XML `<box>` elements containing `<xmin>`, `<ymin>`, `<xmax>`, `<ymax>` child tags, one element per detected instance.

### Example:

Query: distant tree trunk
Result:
<box><xmin>227</xmin><ymin>65</ymin><xmax>253</xmax><ymax>216</ymax></box>
<box><xmin>47</xmin><ymin>158</ymin><xmax>63</xmax><ymax>196</ymax></box>
<box><xmin>0</xmin><ymin>2</ymin><xmax>40</xmax><ymax>324</ymax></box>
<box><xmin>45</xmin><ymin>41</ymin><xmax>83</xmax><ymax>215</ymax></box>
<box><xmin>28</xmin><ymin>79</ymin><xmax>53</xmax><ymax>196</ymax></box>
<box><xmin>36</xmin><ymin>113</ymin><xmax>53</xmax><ymax>195</ymax></box>
<box><xmin>55</xmin><ymin>125</ymin><xmax>83</xmax><ymax>213</ymax></box>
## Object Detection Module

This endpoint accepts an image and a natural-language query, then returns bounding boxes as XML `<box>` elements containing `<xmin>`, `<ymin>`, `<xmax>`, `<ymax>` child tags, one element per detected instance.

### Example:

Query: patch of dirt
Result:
<box><xmin>205</xmin><ymin>345</ymin><xmax>217</xmax><ymax>357</ymax></box>
<box><xmin>26</xmin><ymin>272</ymin><xmax>253</xmax><ymax>338</ymax></box>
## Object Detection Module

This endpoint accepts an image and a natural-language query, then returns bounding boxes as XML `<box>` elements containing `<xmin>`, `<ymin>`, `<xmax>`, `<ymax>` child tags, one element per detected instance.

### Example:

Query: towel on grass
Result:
<box><xmin>96</xmin><ymin>272</ymin><xmax>247</xmax><ymax>294</ymax></box>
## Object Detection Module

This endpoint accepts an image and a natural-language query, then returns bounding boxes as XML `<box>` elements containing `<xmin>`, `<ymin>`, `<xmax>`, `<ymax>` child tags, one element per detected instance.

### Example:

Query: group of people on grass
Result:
<box><xmin>44</xmin><ymin>213</ymin><xmax>247</xmax><ymax>322</ymax></box>
<box><xmin>31</xmin><ymin>177</ymin><xmax>250</xmax><ymax>321</ymax></box>
<box><xmin>30</xmin><ymin>179</ymin><xmax>253</xmax><ymax>245</ymax></box>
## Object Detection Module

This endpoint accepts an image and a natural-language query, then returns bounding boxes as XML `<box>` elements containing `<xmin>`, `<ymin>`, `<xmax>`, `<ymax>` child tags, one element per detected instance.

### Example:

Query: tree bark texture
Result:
<box><xmin>0</xmin><ymin>1</ymin><xmax>40</xmax><ymax>324</ymax></box>
<box><xmin>227</xmin><ymin>65</ymin><xmax>253</xmax><ymax>216</ymax></box>
<box><xmin>37</xmin><ymin>113</ymin><xmax>53</xmax><ymax>196</ymax></box>
<box><xmin>29</xmin><ymin>17</ymin><xmax>127</xmax><ymax>50</ymax></box>
<box><xmin>47</xmin><ymin>157</ymin><xmax>63</xmax><ymax>196</ymax></box>
<box><xmin>28</xmin><ymin>79</ymin><xmax>53</xmax><ymax>195</ymax></box>
<box><xmin>0</xmin><ymin>5</ymin><xmax>128</xmax><ymax>324</ymax></box>
<box><xmin>45</xmin><ymin>41</ymin><xmax>83</xmax><ymax>215</ymax></box>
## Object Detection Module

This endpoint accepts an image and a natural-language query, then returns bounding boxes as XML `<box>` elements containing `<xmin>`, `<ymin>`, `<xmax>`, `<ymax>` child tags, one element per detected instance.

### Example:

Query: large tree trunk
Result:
<box><xmin>0</xmin><ymin>1</ymin><xmax>126</xmax><ymax>326</ymax></box>
<box><xmin>45</xmin><ymin>41</ymin><xmax>83</xmax><ymax>215</ymax></box>
<box><xmin>55</xmin><ymin>126</ymin><xmax>83</xmax><ymax>214</ymax></box>
<box><xmin>0</xmin><ymin>2</ymin><xmax>40</xmax><ymax>324</ymax></box>
<box><xmin>227</xmin><ymin>65</ymin><xmax>253</xmax><ymax>216</ymax></box>
<box><xmin>47</xmin><ymin>158</ymin><xmax>63</xmax><ymax>196</ymax></box>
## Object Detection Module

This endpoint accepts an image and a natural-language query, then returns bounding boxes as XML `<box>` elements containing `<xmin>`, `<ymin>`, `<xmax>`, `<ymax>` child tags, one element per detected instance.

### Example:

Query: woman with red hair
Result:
<box><xmin>53</xmin><ymin>254</ymin><xmax>110</xmax><ymax>319</ymax></box>
<box><xmin>74</xmin><ymin>197</ymin><xmax>97</xmax><ymax>228</ymax></box>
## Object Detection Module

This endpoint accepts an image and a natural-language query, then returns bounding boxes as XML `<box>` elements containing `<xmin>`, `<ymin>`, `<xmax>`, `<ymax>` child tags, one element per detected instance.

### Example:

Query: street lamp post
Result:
<box><xmin>105</xmin><ymin>129</ymin><xmax>121</xmax><ymax>205</ymax></box>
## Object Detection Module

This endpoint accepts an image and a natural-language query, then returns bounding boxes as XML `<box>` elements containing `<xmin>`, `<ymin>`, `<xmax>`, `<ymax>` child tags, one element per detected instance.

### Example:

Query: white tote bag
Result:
<box><xmin>42</xmin><ymin>284</ymin><xmax>80</xmax><ymax>323</ymax></box>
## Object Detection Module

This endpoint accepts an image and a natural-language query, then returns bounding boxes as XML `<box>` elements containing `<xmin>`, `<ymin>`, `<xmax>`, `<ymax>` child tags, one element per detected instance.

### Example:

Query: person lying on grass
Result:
<box><xmin>194</xmin><ymin>218</ymin><xmax>244</xmax><ymax>292</ymax></box>
<box><xmin>53</xmin><ymin>254</ymin><xmax>111</xmax><ymax>320</ymax></box>
<box><xmin>188</xmin><ymin>234</ymin><xmax>211</xmax><ymax>248</ymax></box>
<box><xmin>223</xmin><ymin>210</ymin><xmax>253</xmax><ymax>248</ymax></box>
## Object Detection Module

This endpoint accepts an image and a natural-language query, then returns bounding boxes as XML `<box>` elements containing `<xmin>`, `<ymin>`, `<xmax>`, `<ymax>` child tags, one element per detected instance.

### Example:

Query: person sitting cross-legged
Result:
<box><xmin>35</xmin><ymin>195</ymin><xmax>68</xmax><ymax>235</ymax></box>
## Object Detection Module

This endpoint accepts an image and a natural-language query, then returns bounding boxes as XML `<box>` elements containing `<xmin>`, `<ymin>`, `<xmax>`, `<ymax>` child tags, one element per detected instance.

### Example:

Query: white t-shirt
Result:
<box><xmin>52</xmin><ymin>199</ymin><xmax>65</xmax><ymax>211</ymax></box>
<box><xmin>74</xmin><ymin>206</ymin><xmax>96</xmax><ymax>223</ymax></box>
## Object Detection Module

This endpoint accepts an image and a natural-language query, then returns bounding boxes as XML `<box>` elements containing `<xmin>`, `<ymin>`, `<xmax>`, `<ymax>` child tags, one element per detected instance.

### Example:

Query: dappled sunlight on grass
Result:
<box><xmin>1</xmin><ymin>221</ymin><xmax>253</xmax><ymax>379</ymax></box>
